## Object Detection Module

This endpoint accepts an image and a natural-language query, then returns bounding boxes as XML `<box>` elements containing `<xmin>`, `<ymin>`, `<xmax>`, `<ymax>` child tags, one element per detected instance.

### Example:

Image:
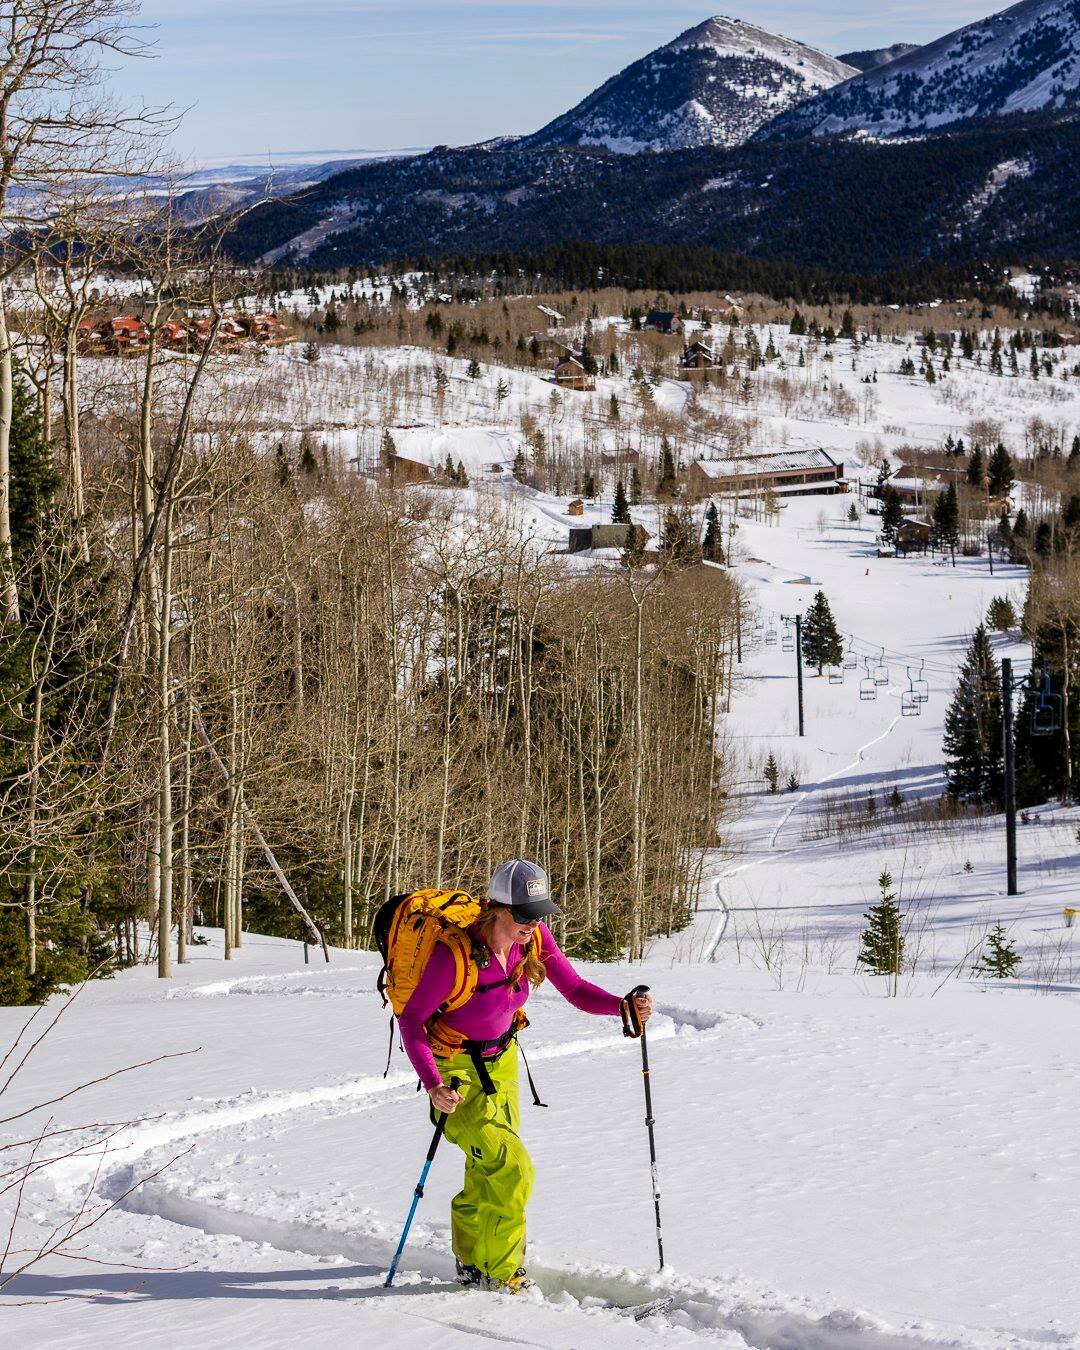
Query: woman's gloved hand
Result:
<box><xmin>428</xmin><ymin>1083</ymin><xmax>462</xmax><ymax>1114</ymax></box>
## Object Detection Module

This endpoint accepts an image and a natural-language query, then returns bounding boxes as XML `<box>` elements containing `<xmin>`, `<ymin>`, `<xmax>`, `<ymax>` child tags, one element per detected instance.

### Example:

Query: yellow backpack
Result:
<box><xmin>374</xmin><ymin>888</ymin><xmax>543</xmax><ymax>1065</ymax></box>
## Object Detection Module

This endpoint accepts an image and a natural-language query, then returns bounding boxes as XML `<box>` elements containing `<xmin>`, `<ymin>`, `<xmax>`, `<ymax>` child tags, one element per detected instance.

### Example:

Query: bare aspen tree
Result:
<box><xmin>0</xmin><ymin>0</ymin><xmax>170</xmax><ymax>622</ymax></box>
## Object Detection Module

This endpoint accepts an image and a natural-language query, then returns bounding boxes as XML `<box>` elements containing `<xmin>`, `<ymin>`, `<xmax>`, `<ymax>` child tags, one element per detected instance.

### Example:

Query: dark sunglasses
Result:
<box><xmin>507</xmin><ymin>908</ymin><xmax>542</xmax><ymax>925</ymax></box>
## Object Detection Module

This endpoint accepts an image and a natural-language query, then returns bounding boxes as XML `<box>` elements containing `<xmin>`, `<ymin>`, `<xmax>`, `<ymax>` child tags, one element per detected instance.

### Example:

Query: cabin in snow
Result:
<box><xmin>688</xmin><ymin>449</ymin><xmax>845</xmax><ymax>498</ymax></box>
<box><xmin>554</xmin><ymin>355</ymin><xmax>595</xmax><ymax>391</ymax></box>
<box><xmin>679</xmin><ymin>341</ymin><xmax>721</xmax><ymax>378</ymax></box>
<box><xmin>894</xmin><ymin>519</ymin><xmax>934</xmax><ymax>554</ymax></box>
<box><xmin>643</xmin><ymin>311</ymin><xmax>682</xmax><ymax>335</ymax></box>
<box><xmin>567</xmin><ymin>522</ymin><xmax>650</xmax><ymax>554</ymax></box>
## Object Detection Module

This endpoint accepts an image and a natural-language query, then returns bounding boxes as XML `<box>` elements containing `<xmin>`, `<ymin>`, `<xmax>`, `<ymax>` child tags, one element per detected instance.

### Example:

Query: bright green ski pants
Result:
<box><xmin>434</xmin><ymin>1048</ymin><xmax>535</xmax><ymax>1284</ymax></box>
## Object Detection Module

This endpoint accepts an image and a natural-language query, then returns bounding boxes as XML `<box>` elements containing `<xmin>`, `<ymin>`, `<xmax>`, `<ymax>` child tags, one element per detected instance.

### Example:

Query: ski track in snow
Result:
<box><xmin>48</xmin><ymin>1003</ymin><xmax>751</xmax><ymax>1195</ymax></box>
<box><xmin>41</xmin><ymin>976</ymin><xmax>1021</xmax><ymax>1348</ymax></box>
<box><xmin>115</xmin><ymin>1172</ymin><xmax>1013</xmax><ymax>1349</ymax></box>
<box><xmin>702</xmin><ymin>698</ymin><xmax>904</xmax><ymax>963</ymax></box>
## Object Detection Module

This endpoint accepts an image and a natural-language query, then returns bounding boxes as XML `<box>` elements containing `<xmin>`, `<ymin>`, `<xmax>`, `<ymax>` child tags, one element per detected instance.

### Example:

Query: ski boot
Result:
<box><xmin>455</xmin><ymin>1259</ymin><xmax>483</xmax><ymax>1287</ymax></box>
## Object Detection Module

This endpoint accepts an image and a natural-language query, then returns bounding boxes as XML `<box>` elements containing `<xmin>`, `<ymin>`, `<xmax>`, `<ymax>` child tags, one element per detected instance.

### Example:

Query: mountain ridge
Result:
<box><xmin>761</xmin><ymin>0</ymin><xmax>1080</xmax><ymax>140</ymax></box>
<box><xmin>519</xmin><ymin>16</ymin><xmax>857</xmax><ymax>153</ymax></box>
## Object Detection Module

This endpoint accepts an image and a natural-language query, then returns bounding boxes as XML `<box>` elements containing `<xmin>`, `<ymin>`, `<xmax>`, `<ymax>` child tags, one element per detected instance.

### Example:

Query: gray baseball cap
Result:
<box><xmin>488</xmin><ymin>859</ymin><xmax>561</xmax><ymax>920</ymax></box>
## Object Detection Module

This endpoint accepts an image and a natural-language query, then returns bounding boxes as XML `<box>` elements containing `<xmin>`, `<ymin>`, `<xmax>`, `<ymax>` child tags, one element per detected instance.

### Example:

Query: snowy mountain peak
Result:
<box><xmin>762</xmin><ymin>0</ymin><xmax>1080</xmax><ymax>140</ymax></box>
<box><xmin>519</xmin><ymin>17</ymin><xmax>857</xmax><ymax>154</ymax></box>
<box><xmin>670</xmin><ymin>15</ymin><xmax>856</xmax><ymax>82</ymax></box>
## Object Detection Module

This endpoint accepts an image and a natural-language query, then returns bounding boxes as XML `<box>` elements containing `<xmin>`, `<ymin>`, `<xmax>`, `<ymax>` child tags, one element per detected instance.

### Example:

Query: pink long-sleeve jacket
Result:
<box><xmin>397</xmin><ymin>922</ymin><xmax>623</xmax><ymax>1091</ymax></box>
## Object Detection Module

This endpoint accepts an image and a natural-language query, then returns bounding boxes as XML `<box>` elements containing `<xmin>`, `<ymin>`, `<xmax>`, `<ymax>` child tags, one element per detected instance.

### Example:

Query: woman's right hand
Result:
<box><xmin>429</xmin><ymin>1083</ymin><xmax>461</xmax><ymax>1114</ymax></box>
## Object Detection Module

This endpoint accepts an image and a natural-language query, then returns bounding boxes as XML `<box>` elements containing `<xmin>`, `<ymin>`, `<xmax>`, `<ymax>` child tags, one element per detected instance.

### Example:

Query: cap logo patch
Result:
<box><xmin>526</xmin><ymin>879</ymin><xmax>547</xmax><ymax>897</ymax></box>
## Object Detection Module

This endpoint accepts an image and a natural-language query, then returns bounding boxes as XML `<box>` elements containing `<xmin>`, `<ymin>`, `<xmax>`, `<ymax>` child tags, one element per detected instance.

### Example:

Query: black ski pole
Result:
<box><xmin>622</xmin><ymin>984</ymin><xmax>664</xmax><ymax>1271</ymax></box>
<box><xmin>384</xmin><ymin>1076</ymin><xmax>460</xmax><ymax>1287</ymax></box>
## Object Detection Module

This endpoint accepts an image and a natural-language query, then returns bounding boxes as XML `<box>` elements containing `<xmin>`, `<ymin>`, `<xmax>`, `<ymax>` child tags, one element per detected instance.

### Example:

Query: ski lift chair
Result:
<box><xmin>874</xmin><ymin>661</ymin><xmax>889</xmax><ymax>687</ymax></box>
<box><xmin>1031</xmin><ymin>683</ymin><xmax>1063</xmax><ymax>736</ymax></box>
<box><xmin>827</xmin><ymin>664</ymin><xmax>844</xmax><ymax>685</ymax></box>
<box><xmin>782</xmin><ymin>633</ymin><xmax>795</xmax><ymax>653</ymax></box>
<box><xmin>843</xmin><ymin>644</ymin><xmax>858</xmax><ymax>671</ymax></box>
<box><xmin>764</xmin><ymin>627</ymin><xmax>778</xmax><ymax>647</ymax></box>
<box><xmin>860</xmin><ymin>675</ymin><xmax>878</xmax><ymax>701</ymax></box>
<box><xmin>913</xmin><ymin>677</ymin><xmax>930</xmax><ymax>704</ymax></box>
<box><xmin>902</xmin><ymin>687</ymin><xmax>921</xmax><ymax>717</ymax></box>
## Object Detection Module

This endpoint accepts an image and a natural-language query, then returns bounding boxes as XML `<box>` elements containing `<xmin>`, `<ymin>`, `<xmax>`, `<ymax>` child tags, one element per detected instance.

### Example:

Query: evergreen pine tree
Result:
<box><xmin>847</xmin><ymin>501</ymin><xmax>859</xmax><ymax>523</ymax></box>
<box><xmin>987</xmin><ymin>443</ymin><xmax>1015</xmax><ymax>498</ymax></box>
<box><xmin>620</xmin><ymin>523</ymin><xmax>648</xmax><ymax>571</ymax></box>
<box><xmin>975</xmin><ymin>923</ymin><xmax>1021</xmax><ymax>979</ymax></box>
<box><xmin>630</xmin><ymin>466</ymin><xmax>643</xmax><ymax>505</ymax></box>
<box><xmin>932</xmin><ymin>483</ymin><xmax>961</xmax><ymax>562</ymax></box>
<box><xmin>702</xmin><ymin>503</ymin><xmax>724</xmax><ymax>563</ymax></box>
<box><xmin>943</xmin><ymin>624</ymin><xmax>1003</xmax><ymax>805</ymax></box>
<box><xmin>302</xmin><ymin>340</ymin><xmax>319</xmax><ymax>363</ymax></box>
<box><xmin>986</xmin><ymin>595</ymin><xmax>1018</xmax><ymax>632</ymax></box>
<box><xmin>583</xmin><ymin>472</ymin><xmax>597</xmax><ymax>499</ymax></box>
<box><xmin>612</xmin><ymin>478</ymin><xmax>630</xmax><ymax>524</ymax></box>
<box><xmin>966</xmin><ymin>444</ymin><xmax>985</xmax><ymax>489</ymax></box>
<box><xmin>660</xmin><ymin>507</ymin><xmax>701</xmax><ymax>567</ymax></box>
<box><xmin>467</xmin><ymin>357</ymin><xmax>481</xmax><ymax>378</ymax></box>
<box><xmin>512</xmin><ymin>446</ymin><xmax>527</xmax><ymax>480</ymax></box>
<box><xmin>789</xmin><ymin>310</ymin><xmax>807</xmax><ymax>335</ymax></box>
<box><xmin>801</xmin><ymin>590</ymin><xmax>844</xmax><ymax>675</ymax></box>
<box><xmin>763</xmin><ymin>753</ymin><xmax>779</xmax><ymax>793</ymax></box>
<box><xmin>298</xmin><ymin>434</ymin><xmax>319</xmax><ymax>477</ymax></box>
<box><xmin>656</xmin><ymin>438</ymin><xmax>678</xmax><ymax>498</ymax></box>
<box><xmin>456</xmin><ymin>459</ymin><xmax>469</xmax><ymax>487</ymax></box>
<box><xmin>857</xmin><ymin>872</ymin><xmax>905</xmax><ymax>977</ymax></box>
<box><xmin>880</xmin><ymin>487</ymin><xmax>904</xmax><ymax>548</ymax></box>
<box><xmin>274</xmin><ymin>441</ymin><xmax>292</xmax><ymax>488</ymax></box>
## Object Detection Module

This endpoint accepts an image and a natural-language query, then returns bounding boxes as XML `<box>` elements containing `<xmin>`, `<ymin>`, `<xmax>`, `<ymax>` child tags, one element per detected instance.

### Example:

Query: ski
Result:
<box><xmin>622</xmin><ymin>1294</ymin><xmax>675</xmax><ymax>1321</ymax></box>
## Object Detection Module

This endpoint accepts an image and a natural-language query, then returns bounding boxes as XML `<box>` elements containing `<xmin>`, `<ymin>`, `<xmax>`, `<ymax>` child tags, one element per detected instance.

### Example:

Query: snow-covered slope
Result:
<box><xmin>520</xmin><ymin>16</ymin><xmax>857</xmax><ymax>153</ymax></box>
<box><xmin>838</xmin><ymin>42</ymin><xmax>921</xmax><ymax>73</ymax></box>
<box><xmin>764</xmin><ymin>0</ymin><xmax>1080</xmax><ymax>140</ymax></box>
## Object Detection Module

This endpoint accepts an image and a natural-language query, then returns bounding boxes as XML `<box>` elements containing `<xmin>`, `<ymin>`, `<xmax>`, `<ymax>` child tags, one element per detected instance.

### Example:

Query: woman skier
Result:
<box><xmin>397</xmin><ymin>858</ymin><xmax>654</xmax><ymax>1293</ymax></box>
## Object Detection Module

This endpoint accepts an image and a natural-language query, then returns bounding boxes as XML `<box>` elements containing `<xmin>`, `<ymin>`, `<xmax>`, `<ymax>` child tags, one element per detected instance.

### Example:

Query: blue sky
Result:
<box><xmin>114</xmin><ymin>2</ymin><xmax>1004</xmax><ymax>163</ymax></box>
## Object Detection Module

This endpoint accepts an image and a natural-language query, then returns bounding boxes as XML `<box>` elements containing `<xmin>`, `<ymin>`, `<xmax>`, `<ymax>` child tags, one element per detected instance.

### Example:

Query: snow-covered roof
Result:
<box><xmin>692</xmin><ymin>448</ymin><xmax>839</xmax><ymax>478</ymax></box>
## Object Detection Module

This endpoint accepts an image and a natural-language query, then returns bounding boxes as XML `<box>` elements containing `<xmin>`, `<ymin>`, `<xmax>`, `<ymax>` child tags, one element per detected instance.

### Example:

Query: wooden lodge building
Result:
<box><xmin>554</xmin><ymin>355</ymin><xmax>595</xmax><ymax>391</ymax></box>
<box><xmin>688</xmin><ymin>449</ymin><xmax>846</xmax><ymax>499</ymax></box>
<box><xmin>679</xmin><ymin>340</ymin><xmax>721</xmax><ymax>379</ymax></box>
<box><xmin>643</xmin><ymin>310</ymin><xmax>683</xmax><ymax>335</ymax></box>
<box><xmin>76</xmin><ymin>311</ymin><xmax>285</xmax><ymax>357</ymax></box>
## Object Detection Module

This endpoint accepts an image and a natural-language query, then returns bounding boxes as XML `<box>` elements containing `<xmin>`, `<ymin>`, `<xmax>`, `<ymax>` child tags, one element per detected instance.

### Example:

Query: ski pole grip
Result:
<box><xmin>621</xmin><ymin>984</ymin><xmax>650</xmax><ymax>1039</ymax></box>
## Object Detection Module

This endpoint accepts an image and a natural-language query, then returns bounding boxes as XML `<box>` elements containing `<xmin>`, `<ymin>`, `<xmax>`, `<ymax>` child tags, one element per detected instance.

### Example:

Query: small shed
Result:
<box><xmin>390</xmin><ymin>455</ymin><xmax>431</xmax><ymax>484</ymax></box>
<box><xmin>895</xmin><ymin>519</ymin><xmax>934</xmax><ymax>554</ymax></box>
<box><xmin>568</xmin><ymin>498</ymin><xmax>585</xmax><ymax>517</ymax></box>
<box><xmin>568</xmin><ymin>523</ymin><xmax>651</xmax><ymax>553</ymax></box>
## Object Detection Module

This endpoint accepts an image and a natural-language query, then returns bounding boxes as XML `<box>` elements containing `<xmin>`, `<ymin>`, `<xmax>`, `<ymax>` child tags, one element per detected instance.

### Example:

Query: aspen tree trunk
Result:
<box><xmin>157</xmin><ymin>505</ymin><xmax>175</xmax><ymax>978</ymax></box>
<box><xmin>1062</xmin><ymin>624</ymin><xmax>1072</xmax><ymax>801</ymax></box>
<box><xmin>630</xmin><ymin>593</ymin><xmax>645</xmax><ymax>959</ymax></box>
<box><xmin>178</xmin><ymin>683</ymin><xmax>193</xmax><ymax>964</ymax></box>
<box><xmin>62</xmin><ymin>325</ymin><xmax>89</xmax><ymax>563</ymax></box>
<box><xmin>0</xmin><ymin>298</ymin><xmax>18</xmax><ymax>621</ymax></box>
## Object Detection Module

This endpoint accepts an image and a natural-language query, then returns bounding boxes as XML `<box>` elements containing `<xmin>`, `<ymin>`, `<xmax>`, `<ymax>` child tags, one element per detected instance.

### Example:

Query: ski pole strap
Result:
<box><xmin>382</xmin><ymin>1014</ymin><xmax>396</xmax><ymax>1078</ymax></box>
<box><xmin>621</xmin><ymin>984</ymin><xmax>651</xmax><ymax>1039</ymax></box>
<box><xmin>517</xmin><ymin>1042</ymin><xmax>548</xmax><ymax>1108</ymax></box>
